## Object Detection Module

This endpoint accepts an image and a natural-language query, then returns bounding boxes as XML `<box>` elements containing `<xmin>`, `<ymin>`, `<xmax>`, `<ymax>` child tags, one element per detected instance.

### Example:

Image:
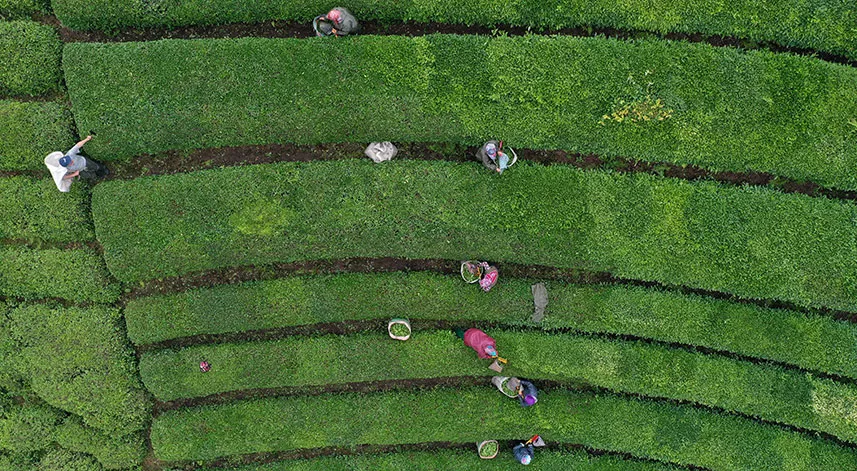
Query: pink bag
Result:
<box><xmin>479</xmin><ymin>266</ymin><xmax>498</xmax><ymax>292</ymax></box>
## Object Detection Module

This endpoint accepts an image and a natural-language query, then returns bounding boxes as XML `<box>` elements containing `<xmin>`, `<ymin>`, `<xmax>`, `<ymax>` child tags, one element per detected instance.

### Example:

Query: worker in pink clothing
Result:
<box><xmin>455</xmin><ymin>328</ymin><xmax>498</xmax><ymax>359</ymax></box>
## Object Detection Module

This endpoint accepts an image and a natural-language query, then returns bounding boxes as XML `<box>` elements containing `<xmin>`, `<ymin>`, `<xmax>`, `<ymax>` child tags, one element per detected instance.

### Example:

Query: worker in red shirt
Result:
<box><xmin>456</xmin><ymin>328</ymin><xmax>498</xmax><ymax>359</ymax></box>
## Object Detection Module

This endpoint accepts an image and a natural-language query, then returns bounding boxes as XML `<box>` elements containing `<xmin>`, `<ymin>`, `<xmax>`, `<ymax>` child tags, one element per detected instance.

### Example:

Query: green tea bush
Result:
<box><xmin>0</xmin><ymin>246</ymin><xmax>119</xmax><ymax>302</ymax></box>
<box><xmin>0</xmin><ymin>176</ymin><xmax>93</xmax><ymax>242</ymax></box>
<box><xmin>0</xmin><ymin>100</ymin><xmax>76</xmax><ymax>171</ymax></box>
<box><xmin>0</xmin><ymin>21</ymin><xmax>61</xmax><ymax>97</ymax></box>
<box><xmin>200</xmin><ymin>449</ymin><xmax>680</xmax><ymax>471</ymax></box>
<box><xmin>0</xmin><ymin>0</ymin><xmax>51</xmax><ymax>20</ymax></box>
<box><xmin>0</xmin><ymin>307</ymin><xmax>28</xmax><ymax>394</ymax></box>
<box><xmin>93</xmin><ymin>160</ymin><xmax>857</xmax><ymax>312</ymax></box>
<box><xmin>0</xmin><ymin>403</ymin><xmax>61</xmax><ymax>454</ymax></box>
<box><xmin>55</xmin><ymin>417</ymin><xmax>145</xmax><ymax>470</ymax></box>
<box><xmin>126</xmin><ymin>273</ymin><xmax>857</xmax><ymax>381</ymax></box>
<box><xmin>64</xmin><ymin>36</ymin><xmax>857</xmax><ymax>189</ymax></box>
<box><xmin>139</xmin><ymin>330</ymin><xmax>857</xmax><ymax>443</ymax></box>
<box><xmin>52</xmin><ymin>0</ymin><xmax>857</xmax><ymax>61</ymax></box>
<box><xmin>150</xmin><ymin>388</ymin><xmax>857</xmax><ymax>469</ymax></box>
<box><xmin>37</xmin><ymin>449</ymin><xmax>102</xmax><ymax>471</ymax></box>
<box><xmin>124</xmin><ymin>273</ymin><xmax>530</xmax><ymax>345</ymax></box>
<box><xmin>7</xmin><ymin>304</ymin><xmax>150</xmax><ymax>435</ymax></box>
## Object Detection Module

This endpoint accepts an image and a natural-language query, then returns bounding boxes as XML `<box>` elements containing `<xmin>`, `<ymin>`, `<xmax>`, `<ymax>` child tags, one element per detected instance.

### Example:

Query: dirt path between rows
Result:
<box><xmin>137</xmin><ymin>317</ymin><xmax>857</xmax><ymax>390</ymax></box>
<box><xmin>122</xmin><ymin>257</ymin><xmax>857</xmax><ymax>326</ymax></box>
<box><xmin>91</xmin><ymin>142</ymin><xmax>857</xmax><ymax>202</ymax></box>
<box><xmin>39</xmin><ymin>14</ymin><xmax>856</xmax><ymax>69</ymax></box>
<box><xmin>149</xmin><ymin>377</ymin><xmax>854</xmax><ymax>470</ymax></box>
<box><xmin>155</xmin><ymin>439</ymin><xmax>710</xmax><ymax>471</ymax></box>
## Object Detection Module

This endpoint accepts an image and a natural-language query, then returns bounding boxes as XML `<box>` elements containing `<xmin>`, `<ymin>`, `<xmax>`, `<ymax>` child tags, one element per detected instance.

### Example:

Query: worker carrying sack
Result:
<box><xmin>45</xmin><ymin>151</ymin><xmax>72</xmax><ymax>192</ymax></box>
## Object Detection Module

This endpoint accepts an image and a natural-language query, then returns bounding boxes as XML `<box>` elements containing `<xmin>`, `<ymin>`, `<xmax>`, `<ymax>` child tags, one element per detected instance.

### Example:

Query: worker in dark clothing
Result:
<box><xmin>517</xmin><ymin>379</ymin><xmax>538</xmax><ymax>407</ymax></box>
<box><xmin>314</xmin><ymin>7</ymin><xmax>359</xmax><ymax>36</ymax></box>
<box><xmin>476</xmin><ymin>140</ymin><xmax>509</xmax><ymax>173</ymax></box>
<box><xmin>513</xmin><ymin>442</ymin><xmax>534</xmax><ymax>465</ymax></box>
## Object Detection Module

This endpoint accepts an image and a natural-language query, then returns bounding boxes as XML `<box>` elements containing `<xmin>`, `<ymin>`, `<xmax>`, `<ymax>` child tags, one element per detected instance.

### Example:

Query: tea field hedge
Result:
<box><xmin>124</xmin><ymin>272</ymin><xmax>530</xmax><ymax>345</ymax></box>
<box><xmin>0</xmin><ymin>307</ymin><xmax>26</xmax><ymax>395</ymax></box>
<box><xmin>0</xmin><ymin>401</ymin><xmax>62</xmax><ymax>454</ymax></box>
<box><xmin>151</xmin><ymin>388</ymin><xmax>857</xmax><ymax>469</ymax></box>
<box><xmin>0</xmin><ymin>176</ymin><xmax>93</xmax><ymax>242</ymax></box>
<box><xmin>6</xmin><ymin>304</ymin><xmax>150</xmax><ymax>435</ymax></box>
<box><xmin>126</xmin><ymin>273</ymin><xmax>857</xmax><ymax>380</ymax></box>
<box><xmin>0</xmin><ymin>399</ymin><xmax>140</xmax><ymax>469</ymax></box>
<box><xmin>54</xmin><ymin>417</ymin><xmax>146</xmax><ymax>469</ymax></box>
<box><xmin>65</xmin><ymin>35</ymin><xmax>857</xmax><ymax>189</ymax></box>
<box><xmin>52</xmin><ymin>0</ymin><xmax>857</xmax><ymax>62</ymax></box>
<box><xmin>0</xmin><ymin>246</ymin><xmax>118</xmax><ymax>302</ymax></box>
<box><xmin>196</xmin><ymin>448</ymin><xmax>681</xmax><ymax>471</ymax></box>
<box><xmin>0</xmin><ymin>0</ymin><xmax>50</xmax><ymax>20</ymax></box>
<box><xmin>93</xmin><ymin>160</ymin><xmax>857</xmax><ymax>312</ymax></box>
<box><xmin>140</xmin><ymin>330</ymin><xmax>857</xmax><ymax>444</ymax></box>
<box><xmin>0</xmin><ymin>100</ymin><xmax>75</xmax><ymax>171</ymax></box>
<box><xmin>29</xmin><ymin>449</ymin><xmax>101</xmax><ymax>471</ymax></box>
<box><xmin>0</xmin><ymin>21</ymin><xmax>62</xmax><ymax>97</ymax></box>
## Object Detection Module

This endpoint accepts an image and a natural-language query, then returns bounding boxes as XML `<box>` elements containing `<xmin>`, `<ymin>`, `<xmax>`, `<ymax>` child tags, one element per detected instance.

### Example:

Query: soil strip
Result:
<box><xmin>156</xmin><ymin>439</ymin><xmax>709</xmax><ymax>471</ymax></box>
<box><xmin>40</xmin><ymin>13</ymin><xmax>856</xmax><ymax>69</ymax></box>
<box><xmin>151</xmin><ymin>377</ymin><xmax>855</xmax><ymax>468</ymax></box>
<box><xmin>7</xmin><ymin>140</ymin><xmax>854</xmax><ymax>202</ymax></box>
<box><xmin>0</xmin><ymin>90</ymin><xmax>67</xmax><ymax>103</ymax></box>
<box><xmin>0</xmin><ymin>170</ymin><xmax>45</xmax><ymax>178</ymax></box>
<box><xmin>0</xmin><ymin>293</ymin><xmax>104</xmax><ymax>309</ymax></box>
<box><xmin>122</xmin><ymin>257</ymin><xmax>857</xmax><ymax>327</ymax></box>
<box><xmin>93</xmin><ymin>142</ymin><xmax>857</xmax><ymax>201</ymax></box>
<box><xmin>0</xmin><ymin>238</ymin><xmax>101</xmax><ymax>252</ymax></box>
<box><xmin>139</xmin><ymin>318</ymin><xmax>857</xmax><ymax>396</ymax></box>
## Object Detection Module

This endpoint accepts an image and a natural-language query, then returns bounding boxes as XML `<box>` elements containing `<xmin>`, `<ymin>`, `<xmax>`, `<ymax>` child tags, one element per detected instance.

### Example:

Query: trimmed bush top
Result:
<box><xmin>0</xmin><ymin>176</ymin><xmax>94</xmax><ymax>242</ymax></box>
<box><xmin>150</xmin><ymin>387</ymin><xmax>857</xmax><ymax>469</ymax></box>
<box><xmin>202</xmin><ymin>448</ymin><xmax>683</xmax><ymax>471</ymax></box>
<box><xmin>140</xmin><ymin>329</ymin><xmax>857</xmax><ymax>444</ymax></box>
<box><xmin>65</xmin><ymin>35</ymin><xmax>857</xmax><ymax>189</ymax></box>
<box><xmin>0</xmin><ymin>100</ymin><xmax>76</xmax><ymax>171</ymax></box>
<box><xmin>52</xmin><ymin>0</ymin><xmax>857</xmax><ymax>62</ymax></box>
<box><xmin>93</xmin><ymin>160</ymin><xmax>857</xmax><ymax>312</ymax></box>
<box><xmin>126</xmin><ymin>273</ymin><xmax>857</xmax><ymax>381</ymax></box>
<box><xmin>0</xmin><ymin>246</ymin><xmax>119</xmax><ymax>303</ymax></box>
<box><xmin>7</xmin><ymin>304</ymin><xmax>151</xmax><ymax>435</ymax></box>
<box><xmin>0</xmin><ymin>21</ymin><xmax>62</xmax><ymax>97</ymax></box>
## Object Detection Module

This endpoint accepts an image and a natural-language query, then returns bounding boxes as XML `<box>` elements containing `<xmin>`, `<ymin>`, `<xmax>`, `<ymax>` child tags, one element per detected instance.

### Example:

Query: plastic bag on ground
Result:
<box><xmin>531</xmin><ymin>283</ymin><xmax>548</xmax><ymax>322</ymax></box>
<box><xmin>365</xmin><ymin>142</ymin><xmax>397</xmax><ymax>163</ymax></box>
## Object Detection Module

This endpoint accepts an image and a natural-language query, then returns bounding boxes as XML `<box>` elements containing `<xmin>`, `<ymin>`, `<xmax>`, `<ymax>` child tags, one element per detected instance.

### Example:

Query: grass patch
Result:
<box><xmin>0</xmin><ymin>246</ymin><xmax>119</xmax><ymax>302</ymax></box>
<box><xmin>0</xmin><ymin>100</ymin><xmax>76</xmax><ymax>171</ymax></box>
<box><xmin>140</xmin><ymin>330</ymin><xmax>857</xmax><ymax>444</ymax></box>
<box><xmin>94</xmin><ymin>160</ymin><xmax>857</xmax><ymax>312</ymax></box>
<box><xmin>6</xmin><ymin>304</ymin><xmax>151</xmax><ymax>435</ymax></box>
<box><xmin>150</xmin><ymin>387</ymin><xmax>857</xmax><ymax>469</ymax></box>
<box><xmin>64</xmin><ymin>35</ymin><xmax>857</xmax><ymax>189</ymax></box>
<box><xmin>52</xmin><ymin>0</ymin><xmax>857</xmax><ymax>62</ymax></box>
<box><xmin>0</xmin><ymin>21</ymin><xmax>61</xmax><ymax>97</ymax></box>
<box><xmin>0</xmin><ymin>176</ymin><xmax>93</xmax><ymax>242</ymax></box>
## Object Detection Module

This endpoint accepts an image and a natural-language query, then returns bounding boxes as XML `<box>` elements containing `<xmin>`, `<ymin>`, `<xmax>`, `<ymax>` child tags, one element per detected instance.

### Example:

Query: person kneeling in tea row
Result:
<box><xmin>314</xmin><ymin>7</ymin><xmax>359</xmax><ymax>36</ymax></box>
